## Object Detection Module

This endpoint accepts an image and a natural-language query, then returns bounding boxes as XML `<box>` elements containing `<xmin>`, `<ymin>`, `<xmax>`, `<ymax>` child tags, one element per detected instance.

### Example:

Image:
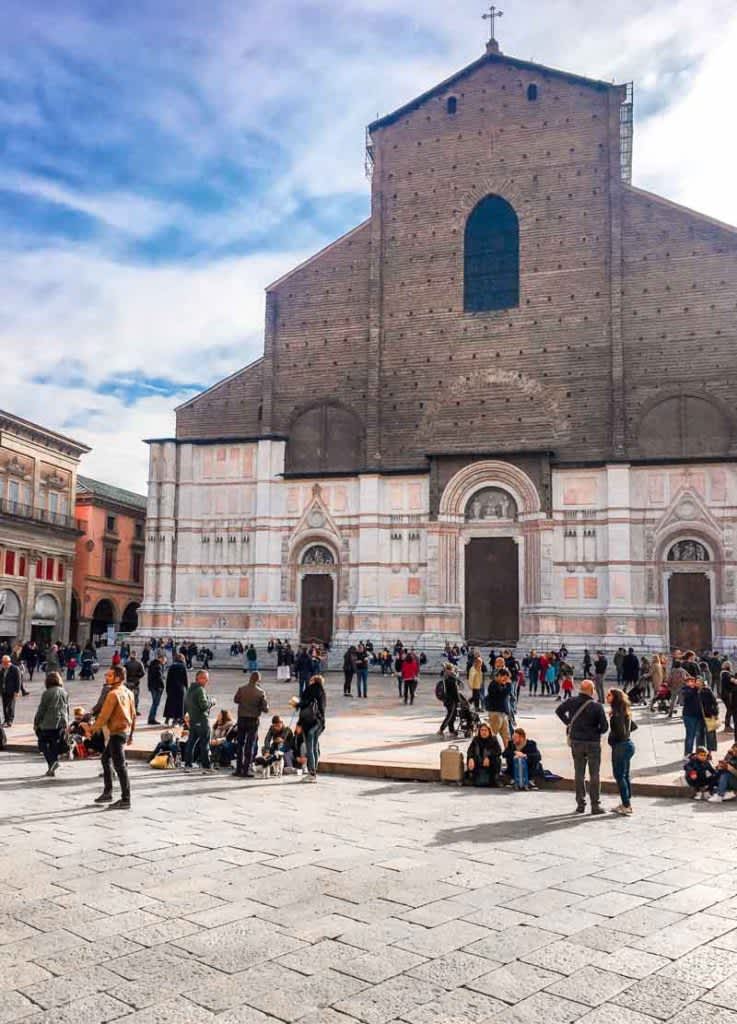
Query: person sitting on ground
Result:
<box><xmin>709</xmin><ymin>743</ymin><xmax>737</xmax><ymax>803</ymax></box>
<box><xmin>148</xmin><ymin>730</ymin><xmax>179</xmax><ymax>767</ymax></box>
<box><xmin>502</xmin><ymin>727</ymin><xmax>543</xmax><ymax>790</ymax></box>
<box><xmin>465</xmin><ymin>722</ymin><xmax>502</xmax><ymax>787</ymax></box>
<box><xmin>259</xmin><ymin>714</ymin><xmax>295</xmax><ymax>770</ymax></box>
<box><xmin>684</xmin><ymin>746</ymin><xmax>717</xmax><ymax>800</ymax></box>
<box><xmin>210</xmin><ymin>709</ymin><xmax>237</xmax><ymax>767</ymax></box>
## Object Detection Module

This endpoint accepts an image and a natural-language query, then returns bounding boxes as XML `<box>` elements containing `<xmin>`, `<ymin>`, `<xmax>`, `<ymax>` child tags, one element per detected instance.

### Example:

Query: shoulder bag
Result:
<box><xmin>566</xmin><ymin>699</ymin><xmax>591</xmax><ymax>748</ymax></box>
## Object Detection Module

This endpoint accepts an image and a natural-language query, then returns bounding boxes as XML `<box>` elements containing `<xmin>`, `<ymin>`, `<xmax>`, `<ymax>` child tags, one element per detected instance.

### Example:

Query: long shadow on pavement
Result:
<box><xmin>431</xmin><ymin>812</ymin><xmax>615</xmax><ymax>847</ymax></box>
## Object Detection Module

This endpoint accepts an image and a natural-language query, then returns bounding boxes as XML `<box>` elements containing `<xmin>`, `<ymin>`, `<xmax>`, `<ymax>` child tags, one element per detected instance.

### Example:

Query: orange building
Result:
<box><xmin>73</xmin><ymin>476</ymin><xmax>146</xmax><ymax>643</ymax></box>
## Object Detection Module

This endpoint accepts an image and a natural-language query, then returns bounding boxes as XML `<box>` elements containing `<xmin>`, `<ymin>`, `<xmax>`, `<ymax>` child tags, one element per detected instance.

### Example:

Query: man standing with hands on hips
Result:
<box><xmin>556</xmin><ymin>678</ymin><xmax>609</xmax><ymax>815</ymax></box>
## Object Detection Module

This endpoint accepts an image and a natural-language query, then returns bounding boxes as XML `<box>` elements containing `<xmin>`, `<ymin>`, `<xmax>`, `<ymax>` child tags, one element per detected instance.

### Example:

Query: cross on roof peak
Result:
<box><xmin>482</xmin><ymin>4</ymin><xmax>504</xmax><ymax>53</ymax></box>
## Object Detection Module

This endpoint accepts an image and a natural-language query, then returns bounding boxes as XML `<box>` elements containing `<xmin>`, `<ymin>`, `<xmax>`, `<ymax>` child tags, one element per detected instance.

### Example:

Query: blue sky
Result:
<box><xmin>1</xmin><ymin>0</ymin><xmax>736</xmax><ymax>490</ymax></box>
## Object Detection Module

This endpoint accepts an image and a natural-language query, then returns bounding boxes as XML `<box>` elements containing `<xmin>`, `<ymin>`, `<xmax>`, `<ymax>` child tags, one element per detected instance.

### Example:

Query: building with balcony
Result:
<box><xmin>74</xmin><ymin>477</ymin><xmax>146</xmax><ymax>643</ymax></box>
<box><xmin>0</xmin><ymin>410</ymin><xmax>89</xmax><ymax>646</ymax></box>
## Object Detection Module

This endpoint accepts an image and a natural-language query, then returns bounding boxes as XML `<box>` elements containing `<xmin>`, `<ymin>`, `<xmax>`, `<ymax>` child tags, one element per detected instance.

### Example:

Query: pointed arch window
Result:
<box><xmin>464</xmin><ymin>195</ymin><xmax>520</xmax><ymax>312</ymax></box>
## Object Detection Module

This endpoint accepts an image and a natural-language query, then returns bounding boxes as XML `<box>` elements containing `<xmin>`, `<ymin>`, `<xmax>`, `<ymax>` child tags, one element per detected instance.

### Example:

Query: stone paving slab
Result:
<box><xmin>1</xmin><ymin>752</ymin><xmax>737</xmax><ymax>1022</ymax></box>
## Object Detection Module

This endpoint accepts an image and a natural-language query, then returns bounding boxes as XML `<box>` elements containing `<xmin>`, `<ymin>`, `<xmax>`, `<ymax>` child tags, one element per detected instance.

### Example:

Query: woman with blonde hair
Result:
<box><xmin>606</xmin><ymin>687</ymin><xmax>637</xmax><ymax>816</ymax></box>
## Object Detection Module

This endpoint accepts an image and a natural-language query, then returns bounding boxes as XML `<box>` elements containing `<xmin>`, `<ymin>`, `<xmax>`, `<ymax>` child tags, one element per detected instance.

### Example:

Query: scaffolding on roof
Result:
<box><xmin>620</xmin><ymin>81</ymin><xmax>634</xmax><ymax>184</ymax></box>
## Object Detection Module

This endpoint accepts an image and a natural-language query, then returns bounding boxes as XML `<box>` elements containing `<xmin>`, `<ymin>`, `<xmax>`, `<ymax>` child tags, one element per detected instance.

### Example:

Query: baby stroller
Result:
<box><xmin>457</xmin><ymin>693</ymin><xmax>481</xmax><ymax>738</ymax></box>
<box><xmin>625</xmin><ymin>680</ymin><xmax>648</xmax><ymax>706</ymax></box>
<box><xmin>652</xmin><ymin>681</ymin><xmax>671</xmax><ymax>714</ymax></box>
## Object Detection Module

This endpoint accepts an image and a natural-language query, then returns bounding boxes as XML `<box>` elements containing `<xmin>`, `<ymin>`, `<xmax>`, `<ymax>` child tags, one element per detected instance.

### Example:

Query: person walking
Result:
<box><xmin>613</xmin><ymin>647</ymin><xmax>625</xmax><ymax>685</ymax></box>
<box><xmin>292</xmin><ymin>673</ymin><xmax>326</xmax><ymax>782</ymax></box>
<box><xmin>33</xmin><ymin>672</ymin><xmax>70</xmax><ymax>777</ymax></box>
<box><xmin>233</xmin><ymin>670</ymin><xmax>269</xmax><ymax>777</ymax></box>
<box><xmin>485</xmin><ymin>668</ymin><xmax>512</xmax><ymax>749</ymax></box>
<box><xmin>721</xmin><ymin>662</ymin><xmax>737</xmax><ymax>740</ymax></box>
<box><xmin>593</xmin><ymin>651</ymin><xmax>608</xmax><ymax>703</ymax></box>
<box><xmin>147</xmin><ymin>653</ymin><xmax>166</xmax><ymax>725</ymax></box>
<box><xmin>245</xmin><ymin>643</ymin><xmax>258</xmax><ymax>673</ymax></box>
<box><xmin>1</xmin><ymin>654</ymin><xmax>22</xmax><ymax>726</ymax></box>
<box><xmin>621</xmin><ymin>648</ymin><xmax>639</xmax><ymax>693</ymax></box>
<box><xmin>556</xmin><ymin>679</ymin><xmax>609</xmax><ymax>815</ymax></box>
<box><xmin>342</xmin><ymin>646</ymin><xmax>356</xmax><ymax>698</ymax></box>
<box><xmin>438</xmin><ymin>664</ymin><xmax>460</xmax><ymax>736</ymax></box>
<box><xmin>401</xmin><ymin>649</ymin><xmax>420</xmax><ymax>705</ymax></box>
<box><xmin>468</xmin><ymin>654</ymin><xmax>485</xmax><ymax>710</ymax></box>
<box><xmin>92</xmin><ymin>664</ymin><xmax>136</xmax><ymax>809</ymax></box>
<box><xmin>184</xmin><ymin>670</ymin><xmax>214</xmax><ymax>773</ymax></box>
<box><xmin>682</xmin><ymin>675</ymin><xmax>718</xmax><ymax>755</ymax></box>
<box><xmin>607</xmin><ymin>687</ymin><xmax>637</xmax><ymax>816</ymax></box>
<box><xmin>355</xmin><ymin>643</ymin><xmax>369</xmax><ymax>699</ymax></box>
<box><xmin>163</xmin><ymin>653</ymin><xmax>188</xmax><ymax>725</ymax></box>
<box><xmin>125</xmin><ymin>650</ymin><xmax>145</xmax><ymax>715</ymax></box>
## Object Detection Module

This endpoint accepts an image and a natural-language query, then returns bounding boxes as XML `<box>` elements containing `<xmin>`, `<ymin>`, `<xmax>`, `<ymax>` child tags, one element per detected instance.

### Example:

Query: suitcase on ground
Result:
<box><xmin>440</xmin><ymin>743</ymin><xmax>464</xmax><ymax>784</ymax></box>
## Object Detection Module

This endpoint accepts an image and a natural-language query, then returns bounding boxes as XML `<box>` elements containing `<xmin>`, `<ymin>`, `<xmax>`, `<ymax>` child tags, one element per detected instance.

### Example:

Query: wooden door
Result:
<box><xmin>300</xmin><ymin>574</ymin><xmax>334</xmax><ymax>645</ymax></box>
<box><xmin>668</xmin><ymin>572</ymin><xmax>711</xmax><ymax>652</ymax></box>
<box><xmin>465</xmin><ymin>537</ymin><xmax>519</xmax><ymax>645</ymax></box>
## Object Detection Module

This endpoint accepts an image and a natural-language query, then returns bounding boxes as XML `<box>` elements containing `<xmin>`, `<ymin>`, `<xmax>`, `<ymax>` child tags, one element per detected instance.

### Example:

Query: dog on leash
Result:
<box><xmin>253</xmin><ymin>751</ymin><xmax>285</xmax><ymax>779</ymax></box>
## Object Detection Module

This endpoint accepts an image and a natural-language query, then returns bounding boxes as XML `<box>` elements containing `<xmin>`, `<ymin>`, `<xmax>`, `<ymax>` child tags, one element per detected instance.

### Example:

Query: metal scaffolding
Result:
<box><xmin>620</xmin><ymin>81</ymin><xmax>634</xmax><ymax>184</ymax></box>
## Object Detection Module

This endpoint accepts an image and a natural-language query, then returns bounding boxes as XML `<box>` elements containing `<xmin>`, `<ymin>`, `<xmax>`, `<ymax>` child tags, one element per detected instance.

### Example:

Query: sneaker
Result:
<box><xmin>49</xmin><ymin>761</ymin><xmax>59</xmax><ymax>777</ymax></box>
<box><xmin>306</xmin><ymin>773</ymin><xmax>317</xmax><ymax>783</ymax></box>
<box><xmin>623</xmin><ymin>806</ymin><xmax>633</xmax><ymax>815</ymax></box>
<box><xmin>525</xmin><ymin>783</ymin><xmax>538</xmax><ymax>791</ymax></box>
<box><xmin>201</xmin><ymin>768</ymin><xmax>215</xmax><ymax>775</ymax></box>
<box><xmin>708</xmin><ymin>793</ymin><xmax>723</xmax><ymax>802</ymax></box>
<box><xmin>94</xmin><ymin>792</ymin><xmax>113</xmax><ymax>804</ymax></box>
<box><xmin>590</xmin><ymin>807</ymin><xmax>606</xmax><ymax>816</ymax></box>
<box><xmin>183</xmin><ymin>766</ymin><xmax>192</xmax><ymax>773</ymax></box>
<box><xmin>612</xmin><ymin>805</ymin><xmax>627</xmax><ymax>815</ymax></box>
<box><xmin>108</xmin><ymin>799</ymin><xmax>131</xmax><ymax>810</ymax></box>
<box><xmin>723</xmin><ymin>792</ymin><xmax>736</xmax><ymax>802</ymax></box>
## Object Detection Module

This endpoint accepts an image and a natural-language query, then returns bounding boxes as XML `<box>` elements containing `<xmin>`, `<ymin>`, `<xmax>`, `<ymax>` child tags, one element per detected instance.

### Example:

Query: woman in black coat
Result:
<box><xmin>466</xmin><ymin>723</ymin><xmax>502</xmax><ymax>787</ymax></box>
<box><xmin>163</xmin><ymin>654</ymin><xmax>188</xmax><ymax>725</ymax></box>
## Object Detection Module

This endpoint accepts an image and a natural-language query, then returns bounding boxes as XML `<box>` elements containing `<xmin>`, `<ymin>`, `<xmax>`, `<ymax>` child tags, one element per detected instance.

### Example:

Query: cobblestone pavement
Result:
<box><xmin>8</xmin><ymin>664</ymin><xmax>730</xmax><ymax>785</ymax></box>
<box><xmin>2</xmin><ymin>752</ymin><xmax>737</xmax><ymax>1023</ymax></box>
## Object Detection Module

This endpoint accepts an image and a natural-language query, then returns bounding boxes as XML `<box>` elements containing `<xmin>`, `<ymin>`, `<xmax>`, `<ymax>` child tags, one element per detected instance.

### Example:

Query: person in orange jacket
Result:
<box><xmin>92</xmin><ymin>665</ymin><xmax>136</xmax><ymax>810</ymax></box>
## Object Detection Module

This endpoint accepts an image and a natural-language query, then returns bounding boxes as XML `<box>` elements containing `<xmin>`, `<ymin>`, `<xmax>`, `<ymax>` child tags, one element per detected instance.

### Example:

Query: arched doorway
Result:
<box><xmin>91</xmin><ymin>599</ymin><xmax>116</xmax><ymax>644</ymax></box>
<box><xmin>120</xmin><ymin>601</ymin><xmax>140</xmax><ymax>633</ymax></box>
<box><xmin>299</xmin><ymin>545</ymin><xmax>335</xmax><ymax>645</ymax></box>
<box><xmin>666</xmin><ymin>540</ymin><xmax>713</xmax><ymax>651</ymax></box>
<box><xmin>464</xmin><ymin>488</ymin><xmax>520</xmax><ymax>645</ymax></box>
<box><xmin>31</xmin><ymin>593</ymin><xmax>61</xmax><ymax>646</ymax></box>
<box><xmin>0</xmin><ymin>589</ymin><xmax>21</xmax><ymax>642</ymax></box>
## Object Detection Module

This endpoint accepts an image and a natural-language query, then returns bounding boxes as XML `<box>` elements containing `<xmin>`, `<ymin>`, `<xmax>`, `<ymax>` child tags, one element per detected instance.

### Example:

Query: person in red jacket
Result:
<box><xmin>401</xmin><ymin>651</ymin><xmax>420</xmax><ymax>705</ymax></box>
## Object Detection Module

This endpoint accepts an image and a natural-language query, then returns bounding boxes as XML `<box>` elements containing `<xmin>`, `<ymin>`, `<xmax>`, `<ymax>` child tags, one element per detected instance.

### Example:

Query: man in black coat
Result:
<box><xmin>556</xmin><ymin>679</ymin><xmax>609</xmax><ymax>814</ymax></box>
<box><xmin>1</xmin><ymin>655</ymin><xmax>22</xmax><ymax>726</ymax></box>
<box><xmin>622</xmin><ymin>648</ymin><xmax>640</xmax><ymax>690</ymax></box>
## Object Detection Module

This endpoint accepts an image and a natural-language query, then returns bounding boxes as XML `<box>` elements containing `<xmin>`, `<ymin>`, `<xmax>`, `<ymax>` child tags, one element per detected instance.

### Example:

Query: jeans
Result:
<box><xmin>571</xmin><ymin>740</ymin><xmax>602</xmax><ymax>809</ymax></box>
<box><xmin>305</xmin><ymin>722</ymin><xmax>324</xmax><ymax>774</ymax></box>
<box><xmin>718</xmin><ymin>772</ymin><xmax>737</xmax><ymax>797</ymax></box>
<box><xmin>247</xmin><ymin>658</ymin><xmax>258</xmax><ymax>672</ymax></box>
<box><xmin>513</xmin><ymin>756</ymin><xmax>529</xmax><ymax>789</ymax></box>
<box><xmin>236</xmin><ymin>717</ymin><xmax>259</xmax><ymax>775</ymax></box>
<box><xmin>683</xmin><ymin>714</ymin><xmax>705</xmax><ymax>756</ymax></box>
<box><xmin>148</xmin><ymin>688</ymin><xmax>163</xmax><ymax>724</ymax></box>
<box><xmin>102</xmin><ymin>733</ymin><xmax>130</xmax><ymax>800</ymax></box>
<box><xmin>185</xmin><ymin>721</ymin><xmax>211</xmax><ymax>768</ymax></box>
<box><xmin>529</xmin><ymin>673</ymin><xmax>538</xmax><ymax>696</ymax></box>
<box><xmin>130</xmin><ymin>686</ymin><xmax>140</xmax><ymax>714</ymax></box>
<box><xmin>356</xmin><ymin>668</ymin><xmax>368</xmax><ymax>698</ymax></box>
<box><xmin>38</xmin><ymin>727</ymin><xmax>64</xmax><ymax>768</ymax></box>
<box><xmin>611</xmin><ymin>739</ymin><xmax>635</xmax><ymax>807</ymax></box>
<box><xmin>594</xmin><ymin>674</ymin><xmax>606</xmax><ymax>703</ymax></box>
<box><xmin>403</xmin><ymin>678</ymin><xmax>417</xmax><ymax>704</ymax></box>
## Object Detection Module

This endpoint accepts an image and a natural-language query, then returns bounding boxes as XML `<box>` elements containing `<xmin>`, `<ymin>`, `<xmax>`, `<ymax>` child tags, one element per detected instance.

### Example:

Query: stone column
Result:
<box><xmin>61</xmin><ymin>556</ymin><xmax>74</xmax><ymax>642</ymax></box>
<box><xmin>19</xmin><ymin>549</ymin><xmax>37</xmax><ymax>641</ymax></box>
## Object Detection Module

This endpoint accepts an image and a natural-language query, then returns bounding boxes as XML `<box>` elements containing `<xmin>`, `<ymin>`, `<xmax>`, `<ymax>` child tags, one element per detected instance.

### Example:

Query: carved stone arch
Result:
<box><xmin>285</xmin><ymin>399</ymin><xmax>365</xmax><ymax>474</ymax></box>
<box><xmin>286</xmin><ymin>532</ymin><xmax>342</xmax><ymax>605</ymax></box>
<box><xmin>635</xmin><ymin>388</ymin><xmax>736</xmax><ymax>458</ymax></box>
<box><xmin>654</xmin><ymin>523</ymin><xmax>723</xmax><ymax>605</ymax></box>
<box><xmin>439</xmin><ymin>460</ymin><xmax>541</xmax><ymax>520</ymax></box>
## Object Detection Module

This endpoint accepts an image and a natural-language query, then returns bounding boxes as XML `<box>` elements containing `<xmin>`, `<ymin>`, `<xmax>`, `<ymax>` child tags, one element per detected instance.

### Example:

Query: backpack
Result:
<box><xmin>435</xmin><ymin>678</ymin><xmax>446</xmax><ymax>702</ymax></box>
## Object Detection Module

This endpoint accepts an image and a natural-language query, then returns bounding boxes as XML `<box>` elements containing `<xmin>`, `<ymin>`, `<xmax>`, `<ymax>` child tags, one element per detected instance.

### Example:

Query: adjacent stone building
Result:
<box><xmin>140</xmin><ymin>38</ymin><xmax>737</xmax><ymax>654</ymax></box>
<box><xmin>73</xmin><ymin>477</ymin><xmax>147</xmax><ymax>644</ymax></box>
<box><xmin>0</xmin><ymin>410</ymin><xmax>89</xmax><ymax>646</ymax></box>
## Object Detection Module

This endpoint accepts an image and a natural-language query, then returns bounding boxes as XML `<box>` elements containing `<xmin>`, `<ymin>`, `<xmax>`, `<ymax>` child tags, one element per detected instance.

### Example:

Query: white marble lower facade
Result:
<box><xmin>138</xmin><ymin>438</ymin><xmax>737</xmax><ymax>654</ymax></box>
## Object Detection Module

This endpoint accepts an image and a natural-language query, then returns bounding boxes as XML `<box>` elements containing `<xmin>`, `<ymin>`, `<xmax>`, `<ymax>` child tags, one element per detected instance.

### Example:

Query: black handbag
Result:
<box><xmin>299</xmin><ymin>701</ymin><xmax>319</xmax><ymax>730</ymax></box>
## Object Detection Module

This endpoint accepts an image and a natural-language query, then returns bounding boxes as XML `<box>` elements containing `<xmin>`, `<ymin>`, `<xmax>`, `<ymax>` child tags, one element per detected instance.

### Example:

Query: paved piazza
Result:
<box><xmin>3</xmin><ymin>750</ymin><xmax>737</xmax><ymax>1023</ymax></box>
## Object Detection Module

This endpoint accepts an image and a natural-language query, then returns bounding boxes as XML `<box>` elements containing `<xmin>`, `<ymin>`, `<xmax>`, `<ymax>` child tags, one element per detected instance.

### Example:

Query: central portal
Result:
<box><xmin>464</xmin><ymin>537</ymin><xmax>519</xmax><ymax>646</ymax></box>
<box><xmin>668</xmin><ymin>572</ymin><xmax>711</xmax><ymax>651</ymax></box>
<box><xmin>300</xmin><ymin>574</ymin><xmax>334</xmax><ymax>645</ymax></box>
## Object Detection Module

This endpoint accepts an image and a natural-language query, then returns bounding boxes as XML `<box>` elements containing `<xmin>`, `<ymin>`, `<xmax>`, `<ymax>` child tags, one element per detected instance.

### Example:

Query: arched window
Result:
<box><xmin>667</xmin><ymin>540</ymin><xmax>710</xmax><ymax>562</ymax></box>
<box><xmin>464</xmin><ymin>195</ymin><xmax>520</xmax><ymax>312</ymax></box>
<box><xmin>446</xmin><ymin>96</ymin><xmax>457</xmax><ymax>115</ymax></box>
<box><xmin>527</xmin><ymin>84</ymin><xmax>538</xmax><ymax>101</ymax></box>
<box><xmin>302</xmin><ymin>545</ymin><xmax>335</xmax><ymax>566</ymax></box>
<box><xmin>286</xmin><ymin>403</ymin><xmax>364</xmax><ymax>474</ymax></box>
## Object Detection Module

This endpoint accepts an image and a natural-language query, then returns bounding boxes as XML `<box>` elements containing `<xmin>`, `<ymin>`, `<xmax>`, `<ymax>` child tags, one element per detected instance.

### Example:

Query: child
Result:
<box><xmin>708</xmin><ymin>744</ymin><xmax>737</xmax><ymax>803</ymax></box>
<box><xmin>684</xmin><ymin>746</ymin><xmax>717</xmax><ymax>799</ymax></box>
<box><xmin>503</xmin><ymin>727</ymin><xmax>543</xmax><ymax>790</ymax></box>
<box><xmin>559</xmin><ymin>671</ymin><xmax>574</xmax><ymax>703</ymax></box>
<box><xmin>149</xmin><ymin>730</ymin><xmax>179</xmax><ymax>767</ymax></box>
